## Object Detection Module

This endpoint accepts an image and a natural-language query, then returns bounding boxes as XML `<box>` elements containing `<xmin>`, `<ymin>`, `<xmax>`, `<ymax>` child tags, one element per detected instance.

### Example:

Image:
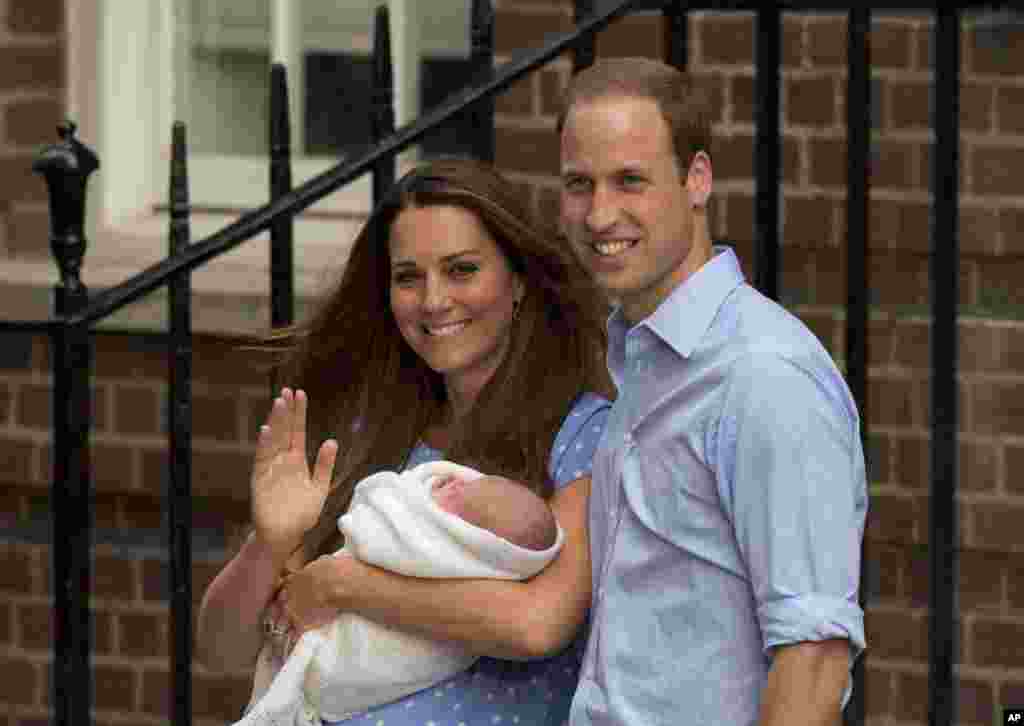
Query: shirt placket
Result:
<box><xmin>584</xmin><ymin>334</ymin><xmax>641</xmax><ymax>683</ymax></box>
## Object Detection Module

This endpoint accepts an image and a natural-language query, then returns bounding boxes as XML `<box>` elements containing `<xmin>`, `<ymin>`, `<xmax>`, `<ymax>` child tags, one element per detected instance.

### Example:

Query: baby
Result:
<box><xmin>238</xmin><ymin>461</ymin><xmax>563</xmax><ymax>726</ymax></box>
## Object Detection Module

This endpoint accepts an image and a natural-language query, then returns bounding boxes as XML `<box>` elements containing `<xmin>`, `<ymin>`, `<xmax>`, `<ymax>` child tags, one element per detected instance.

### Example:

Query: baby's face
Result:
<box><xmin>430</xmin><ymin>474</ymin><xmax>470</xmax><ymax>517</ymax></box>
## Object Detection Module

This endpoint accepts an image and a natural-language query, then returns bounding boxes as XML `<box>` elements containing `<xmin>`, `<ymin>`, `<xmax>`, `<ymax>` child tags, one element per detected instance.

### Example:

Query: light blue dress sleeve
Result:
<box><xmin>549</xmin><ymin>392</ymin><xmax>612</xmax><ymax>488</ymax></box>
<box><xmin>713</xmin><ymin>352</ymin><xmax>868</xmax><ymax>661</ymax></box>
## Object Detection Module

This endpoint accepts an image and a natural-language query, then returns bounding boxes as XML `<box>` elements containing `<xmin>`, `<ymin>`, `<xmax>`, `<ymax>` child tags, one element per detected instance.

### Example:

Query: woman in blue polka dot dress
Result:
<box><xmin>197</xmin><ymin>159</ymin><xmax>614</xmax><ymax>726</ymax></box>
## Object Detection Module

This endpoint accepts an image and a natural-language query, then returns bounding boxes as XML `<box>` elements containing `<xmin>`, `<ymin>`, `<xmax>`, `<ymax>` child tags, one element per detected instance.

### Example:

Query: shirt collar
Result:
<box><xmin>606</xmin><ymin>245</ymin><xmax>746</xmax><ymax>365</ymax></box>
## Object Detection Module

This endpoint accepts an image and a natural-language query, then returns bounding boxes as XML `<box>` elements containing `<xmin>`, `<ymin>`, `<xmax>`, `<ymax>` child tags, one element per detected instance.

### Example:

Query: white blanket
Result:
<box><xmin>234</xmin><ymin>460</ymin><xmax>564</xmax><ymax>726</ymax></box>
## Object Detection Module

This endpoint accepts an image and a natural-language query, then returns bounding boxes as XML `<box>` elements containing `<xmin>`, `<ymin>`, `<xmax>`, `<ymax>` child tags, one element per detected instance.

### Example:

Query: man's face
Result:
<box><xmin>560</xmin><ymin>95</ymin><xmax>707</xmax><ymax>324</ymax></box>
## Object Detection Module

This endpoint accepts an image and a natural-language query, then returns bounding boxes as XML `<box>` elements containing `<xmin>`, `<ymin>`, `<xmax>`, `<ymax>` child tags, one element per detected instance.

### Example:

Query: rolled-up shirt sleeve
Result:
<box><xmin>714</xmin><ymin>351</ymin><xmax>868</xmax><ymax>661</ymax></box>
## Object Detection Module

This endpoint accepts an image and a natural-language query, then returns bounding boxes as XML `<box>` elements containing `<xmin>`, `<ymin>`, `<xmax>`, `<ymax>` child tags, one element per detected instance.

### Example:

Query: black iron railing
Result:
<box><xmin>0</xmin><ymin>1</ymin><xmax>985</xmax><ymax>724</ymax></box>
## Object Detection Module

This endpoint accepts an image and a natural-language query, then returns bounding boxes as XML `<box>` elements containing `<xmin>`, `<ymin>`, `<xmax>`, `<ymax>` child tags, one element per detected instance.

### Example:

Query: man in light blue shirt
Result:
<box><xmin>558</xmin><ymin>57</ymin><xmax>867</xmax><ymax>726</ymax></box>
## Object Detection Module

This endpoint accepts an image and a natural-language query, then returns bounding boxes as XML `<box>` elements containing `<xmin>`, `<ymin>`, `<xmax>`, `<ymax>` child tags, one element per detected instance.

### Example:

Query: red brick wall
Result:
<box><xmin>2</xmin><ymin>2</ymin><xmax>1024</xmax><ymax>725</ymax></box>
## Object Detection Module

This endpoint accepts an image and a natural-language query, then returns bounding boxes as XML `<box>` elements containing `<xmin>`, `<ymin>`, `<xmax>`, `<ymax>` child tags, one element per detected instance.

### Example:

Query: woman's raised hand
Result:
<box><xmin>251</xmin><ymin>388</ymin><xmax>339</xmax><ymax>567</ymax></box>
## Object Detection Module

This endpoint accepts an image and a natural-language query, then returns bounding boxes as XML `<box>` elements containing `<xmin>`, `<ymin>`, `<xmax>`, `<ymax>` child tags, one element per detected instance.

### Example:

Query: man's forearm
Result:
<box><xmin>759</xmin><ymin>639</ymin><xmax>850</xmax><ymax>726</ymax></box>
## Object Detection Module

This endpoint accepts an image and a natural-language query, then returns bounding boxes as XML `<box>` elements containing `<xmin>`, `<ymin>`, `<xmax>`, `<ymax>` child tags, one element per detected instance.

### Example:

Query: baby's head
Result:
<box><xmin>430</xmin><ymin>474</ymin><xmax>558</xmax><ymax>551</ymax></box>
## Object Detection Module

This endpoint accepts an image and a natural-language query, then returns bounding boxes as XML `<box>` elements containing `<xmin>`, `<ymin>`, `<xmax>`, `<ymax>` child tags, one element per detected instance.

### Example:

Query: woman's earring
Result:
<box><xmin>512</xmin><ymin>298</ymin><xmax>521</xmax><ymax>321</ymax></box>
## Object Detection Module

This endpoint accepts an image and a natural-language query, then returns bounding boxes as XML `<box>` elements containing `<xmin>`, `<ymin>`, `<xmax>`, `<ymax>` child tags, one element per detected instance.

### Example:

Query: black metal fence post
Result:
<box><xmin>845</xmin><ymin>8</ymin><xmax>871</xmax><ymax>726</ymax></box>
<box><xmin>167</xmin><ymin>120</ymin><xmax>194</xmax><ymax>726</ymax></box>
<box><xmin>754</xmin><ymin>6</ymin><xmax>781</xmax><ymax>301</ymax></box>
<box><xmin>663</xmin><ymin>0</ymin><xmax>687</xmax><ymax>71</ymax></box>
<box><xmin>470</xmin><ymin>0</ymin><xmax>496</xmax><ymax>163</ymax></box>
<box><xmin>372</xmin><ymin>5</ymin><xmax>396</xmax><ymax>208</ymax></box>
<box><xmin>929</xmin><ymin>8</ymin><xmax>960</xmax><ymax>726</ymax></box>
<box><xmin>269</xmin><ymin>64</ymin><xmax>295</xmax><ymax>331</ymax></box>
<box><xmin>573</xmin><ymin>0</ymin><xmax>597</xmax><ymax>72</ymax></box>
<box><xmin>31</xmin><ymin>119</ymin><xmax>98</xmax><ymax>726</ymax></box>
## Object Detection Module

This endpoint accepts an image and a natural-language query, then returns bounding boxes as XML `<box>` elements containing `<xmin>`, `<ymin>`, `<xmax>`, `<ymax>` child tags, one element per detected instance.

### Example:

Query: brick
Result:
<box><xmin>1001</xmin><ymin>208</ymin><xmax>1024</xmax><ymax>256</ymax></box>
<box><xmin>997</xmin><ymin>85</ymin><xmax>1024</xmax><ymax>135</ymax></box>
<box><xmin>93</xmin><ymin>662</ymin><xmax>136</xmax><ymax>712</ymax></box>
<box><xmin>893</xmin><ymin>671</ymin><xmax>929</xmax><ymax>723</ymax></box>
<box><xmin>1004</xmin><ymin>680</ymin><xmax>1024</xmax><ymax>716</ymax></box>
<box><xmin>957</xmin><ymin>676</ymin><xmax>996</xmax><ymax>726</ymax></box>
<box><xmin>495</xmin><ymin>73</ymin><xmax>536</xmax><ymax>116</ymax></box>
<box><xmin>1005</xmin><ymin>326</ymin><xmax>1024</xmax><ymax>376</ymax></box>
<box><xmin>868</xmin><ymin>250</ymin><xmax>929</xmax><ymax>307</ymax></box>
<box><xmin>777</xmin><ymin>245</ymin><xmax>815</xmax><ymax>305</ymax></box>
<box><xmin>115</xmin><ymin>385</ymin><xmax>159</xmax><ymax>436</ymax></box>
<box><xmin>16</xmin><ymin>602</ymin><xmax>50</xmax><ymax>651</ymax></box>
<box><xmin>806</xmin><ymin>16</ymin><xmax>846</xmax><ymax>68</ymax></box>
<box><xmin>140</xmin><ymin>668</ymin><xmax>171</xmax><ymax>718</ymax></box>
<box><xmin>870</xmin><ymin>141</ymin><xmax>917</xmax><ymax>191</ymax></box>
<box><xmin>783</xmin><ymin>196</ymin><xmax>837</xmax><ymax>249</ymax></box>
<box><xmin>0</xmin><ymin>45</ymin><xmax>63</xmax><ymax>90</ymax></box>
<box><xmin>15</xmin><ymin>383</ymin><xmax>107</xmax><ymax>432</ymax></box>
<box><xmin>731</xmin><ymin>74</ymin><xmax>755</xmax><ymax>124</ymax></box>
<box><xmin>972</xmin><ymin>501</ymin><xmax>1024</xmax><ymax>552</ymax></box>
<box><xmin>892</xmin><ymin>436</ymin><xmax>927</xmax><ymax>490</ymax></box>
<box><xmin>971</xmin><ymin>617</ymin><xmax>1024</xmax><ymax>668</ymax></box>
<box><xmin>0</xmin><ymin>601</ymin><xmax>9</xmax><ymax>645</ymax></box>
<box><xmin>7</xmin><ymin>0</ymin><xmax>62</xmax><ymax>34</ymax></box>
<box><xmin>807</xmin><ymin>136</ymin><xmax>844</xmax><ymax>188</ymax></box>
<box><xmin>972</xmin><ymin>146</ymin><xmax>1024</xmax><ymax>197</ymax></box>
<box><xmin>192</xmin><ymin>672</ymin><xmax>253</xmax><ymax>721</ymax></box>
<box><xmin>960</xmin><ymin>83</ymin><xmax>994</xmax><ymax>134</ymax></box>
<box><xmin>93</xmin><ymin>491</ymin><xmax>120</xmax><ymax>529</ymax></box>
<box><xmin>786</xmin><ymin>77</ymin><xmax>835</xmax><ymax>128</ymax></box>
<box><xmin>811</xmin><ymin>246</ymin><xmax>846</xmax><ymax>307</ymax></box>
<box><xmin>494</xmin><ymin>8</ymin><xmax>573</xmax><ymax>57</ymax></box>
<box><xmin>1007</xmin><ymin>444</ymin><xmax>1024</xmax><ymax>496</ymax></box>
<box><xmin>144</xmin><ymin>447</ymin><xmax>254</xmax><ymax>501</ymax></box>
<box><xmin>864</xmin><ymin>608</ymin><xmax>927</xmax><ymax>661</ymax></box>
<box><xmin>958</xmin><ymin>548</ymin><xmax>1006</xmax><ymax>613</ymax></box>
<box><xmin>867</xmin><ymin>377</ymin><xmax>918</xmax><ymax>428</ymax></box>
<box><xmin>959</xmin><ymin>205</ymin><xmax>1000</xmax><ymax>257</ymax></box>
<box><xmin>865</xmin><ymin>665</ymin><xmax>892</xmax><ymax>717</ymax></box>
<box><xmin>781</xmin><ymin>15</ymin><xmax>803</xmax><ymax>68</ymax></box>
<box><xmin>116</xmin><ymin>493</ymin><xmax>163</xmax><ymax>529</ymax></box>
<box><xmin>192</xmin><ymin>391</ymin><xmax>241</xmax><ymax>443</ymax></box>
<box><xmin>871</xmin><ymin>542</ymin><xmax>908</xmax><ymax>604</ymax></box>
<box><xmin>1008</xmin><ymin>553</ymin><xmax>1024</xmax><ymax>611</ymax></box>
<box><xmin>958</xmin><ymin>439</ymin><xmax>998</xmax><ymax>493</ymax></box>
<box><xmin>4</xmin><ymin>98</ymin><xmax>62</xmax><ymax>146</ymax></box>
<box><xmin>794</xmin><ymin>310</ymin><xmax>837</xmax><ymax>357</ymax></box>
<box><xmin>0</xmin><ymin>543</ymin><xmax>33</xmax><ymax>594</ymax></box>
<box><xmin>596</xmin><ymin>13</ymin><xmax>664</xmax><ymax>61</ymax></box>
<box><xmin>698</xmin><ymin>14</ymin><xmax>754</xmax><ymax>66</ymax></box>
<box><xmin>92</xmin><ymin>552</ymin><xmax>136</xmax><ymax>601</ymax></box>
<box><xmin>968</xmin><ymin>25</ymin><xmax>1024</xmax><ymax>77</ymax></box>
<box><xmin>93</xmin><ymin>610</ymin><xmax>115</xmax><ymax>655</ymax></box>
<box><xmin>971</xmin><ymin>381</ymin><xmax>1024</xmax><ymax>437</ymax></box>
<box><xmin>0</xmin><ymin>436</ymin><xmax>34</xmax><ymax>485</ymax></box>
<box><xmin>92</xmin><ymin>442</ymin><xmax>137</xmax><ymax>493</ymax></box>
<box><xmin>0</xmin><ymin>155</ymin><xmax>49</xmax><ymax>207</ymax></box>
<box><xmin>713</xmin><ymin>132</ymin><xmax>753</xmax><ymax>182</ymax></box>
<box><xmin>866</xmin><ymin>433</ymin><xmax>891</xmax><ymax>485</ymax></box>
<box><xmin>494</xmin><ymin>124</ymin><xmax>560</xmax><ymax>176</ymax></box>
<box><xmin>0</xmin><ymin>656</ymin><xmax>37</xmax><ymax>704</ymax></box>
<box><xmin>887</xmin><ymin>81</ymin><xmax>930</xmax><ymax>131</ymax></box>
<box><xmin>93</xmin><ymin>334</ymin><xmax>166</xmax><ymax>380</ymax></box>
<box><xmin>118</xmin><ymin>611</ymin><xmax>167</xmax><ymax>658</ymax></box>
<box><xmin>866</xmin><ymin>492</ymin><xmax>920</xmax><ymax>545</ymax></box>
<box><xmin>957</xmin><ymin>322</ymin><xmax>1004</xmax><ymax>374</ymax></box>
<box><xmin>3</xmin><ymin>206</ymin><xmax>50</xmax><ymax>259</ymax></box>
<box><xmin>869</xmin><ymin>21</ymin><xmax>913</xmax><ymax>70</ymax></box>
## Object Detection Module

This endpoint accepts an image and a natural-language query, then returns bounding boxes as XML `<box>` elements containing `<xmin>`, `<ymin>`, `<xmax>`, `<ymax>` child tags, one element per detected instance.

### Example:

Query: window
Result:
<box><xmin>61</xmin><ymin>0</ymin><xmax>477</xmax><ymax>332</ymax></box>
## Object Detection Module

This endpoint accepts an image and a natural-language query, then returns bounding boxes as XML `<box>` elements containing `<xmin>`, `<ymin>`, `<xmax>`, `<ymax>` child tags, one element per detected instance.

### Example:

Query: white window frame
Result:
<box><xmin>52</xmin><ymin>0</ymin><xmax>469</xmax><ymax>333</ymax></box>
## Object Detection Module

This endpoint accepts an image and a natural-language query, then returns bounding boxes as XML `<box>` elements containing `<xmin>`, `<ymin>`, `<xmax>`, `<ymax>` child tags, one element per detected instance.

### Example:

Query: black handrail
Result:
<box><xmin>64</xmin><ymin>0</ymin><xmax>643</xmax><ymax>330</ymax></box>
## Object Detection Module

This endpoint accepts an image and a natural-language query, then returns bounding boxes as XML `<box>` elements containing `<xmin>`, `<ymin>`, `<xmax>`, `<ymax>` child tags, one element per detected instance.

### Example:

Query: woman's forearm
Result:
<box><xmin>194</xmin><ymin>532</ymin><xmax>286</xmax><ymax>671</ymax></box>
<box><xmin>317</xmin><ymin>479</ymin><xmax>593</xmax><ymax>660</ymax></box>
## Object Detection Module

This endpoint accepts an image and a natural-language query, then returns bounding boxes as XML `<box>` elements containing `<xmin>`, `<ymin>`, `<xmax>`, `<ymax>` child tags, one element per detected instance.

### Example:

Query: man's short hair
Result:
<box><xmin>557</xmin><ymin>57</ymin><xmax>714</xmax><ymax>171</ymax></box>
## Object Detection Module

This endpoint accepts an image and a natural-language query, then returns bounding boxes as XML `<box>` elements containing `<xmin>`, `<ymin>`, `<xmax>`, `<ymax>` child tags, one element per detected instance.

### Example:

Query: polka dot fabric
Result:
<box><xmin>323</xmin><ymin>393</ymin><xmax>611</xmax><ymax>725</ymax></box>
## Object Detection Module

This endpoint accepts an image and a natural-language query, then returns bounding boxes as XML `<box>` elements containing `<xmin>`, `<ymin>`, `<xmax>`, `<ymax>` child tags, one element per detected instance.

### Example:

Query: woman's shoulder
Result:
<box><xmin>548</xmin><ymin>391</ymin><xmax>613</xmax><ymax>487</ymax></box>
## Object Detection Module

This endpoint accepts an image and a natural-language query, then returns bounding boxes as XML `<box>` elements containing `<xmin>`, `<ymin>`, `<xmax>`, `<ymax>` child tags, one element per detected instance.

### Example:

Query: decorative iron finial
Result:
<box><xmin>32</xmin><ymin>120</ymin><xmax>99</xmax><ymax>293</ymax></box>
<box><xmin>371</xmin><ymin>5</ymin><xmax>395</xmax><ymax>141</ymax></box>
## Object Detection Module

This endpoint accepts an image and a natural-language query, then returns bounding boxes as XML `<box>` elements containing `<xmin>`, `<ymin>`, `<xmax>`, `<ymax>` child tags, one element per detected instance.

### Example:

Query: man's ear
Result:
<box><xmin>686</xmin><ymin>151</ymin><xmax>713</xmax><ymax>209</ymax></box>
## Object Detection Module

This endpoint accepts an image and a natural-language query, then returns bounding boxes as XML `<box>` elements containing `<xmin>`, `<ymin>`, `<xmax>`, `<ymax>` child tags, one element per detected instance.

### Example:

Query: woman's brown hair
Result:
<box><xmin>267</xmin><ymin>157</ymin><xmax>613</xmax><ymax>561</ymax></box>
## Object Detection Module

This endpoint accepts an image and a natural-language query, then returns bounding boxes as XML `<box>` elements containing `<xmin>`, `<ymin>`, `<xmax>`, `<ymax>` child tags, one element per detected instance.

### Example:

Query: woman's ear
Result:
<box><xmin>686</xmin><ymin>151</ymin><xmax>713</xmax><ymax>209</ymax></box>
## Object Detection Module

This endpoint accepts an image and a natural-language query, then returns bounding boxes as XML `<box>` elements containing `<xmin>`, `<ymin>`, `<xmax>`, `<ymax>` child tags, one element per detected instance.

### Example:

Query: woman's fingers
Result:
<box><xmin>312</xmin><ymin>439</ymin><xmax>339</xmax><ymax>489</ymax></box>
<box><xmin>293</xmin><ymin>389</ymin><xmax>308</xmax><ymax>455</ymax></box>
